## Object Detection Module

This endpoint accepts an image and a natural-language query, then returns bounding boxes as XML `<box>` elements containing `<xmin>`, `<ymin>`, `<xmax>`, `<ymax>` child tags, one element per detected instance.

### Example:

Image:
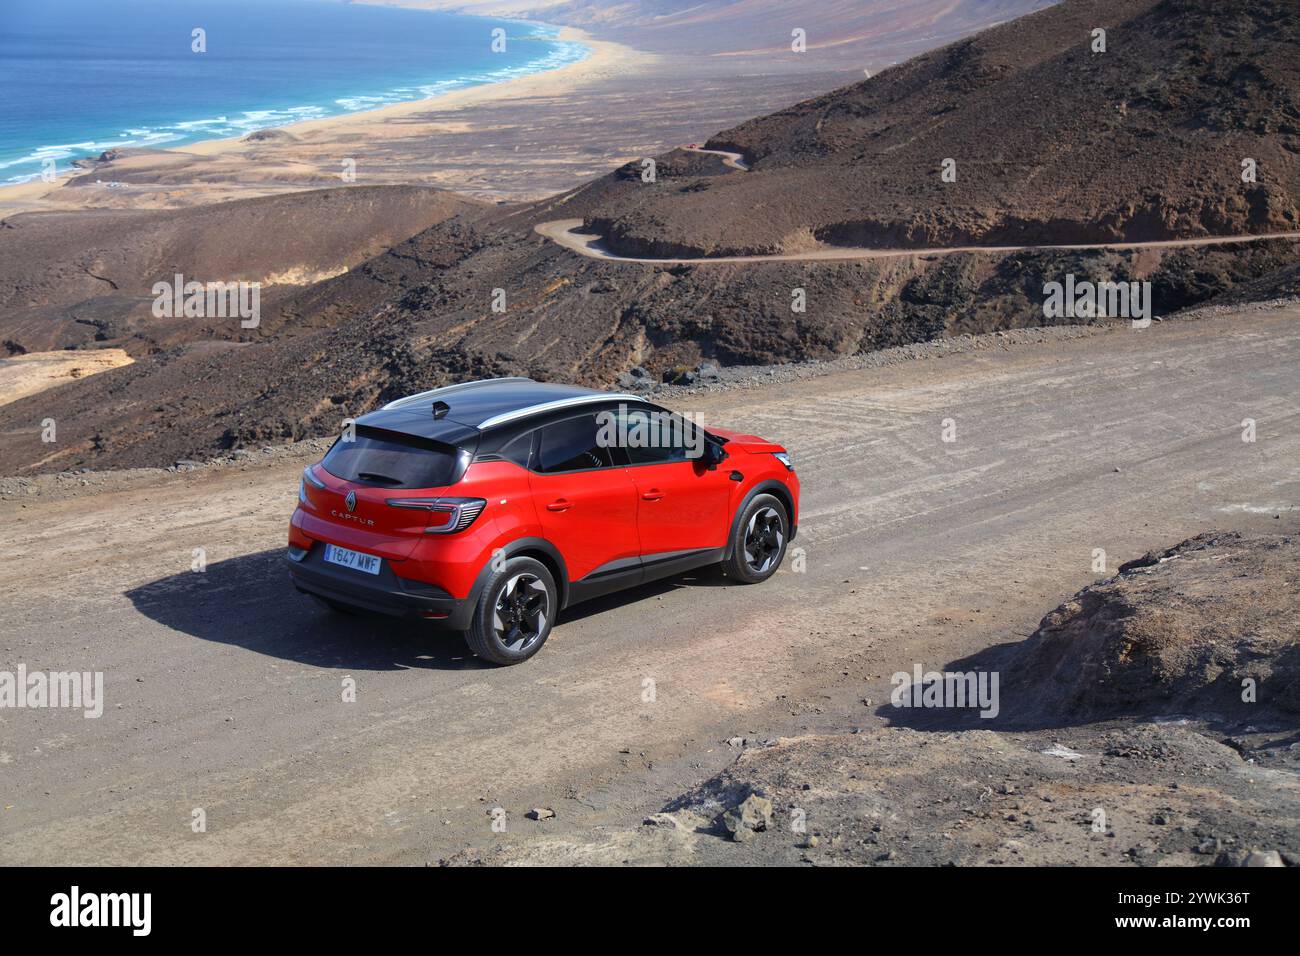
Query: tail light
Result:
<box><xmin>385</xmin><ymin>496</ymin><xmax>487</xmax><ymax>534</ymax></box>
<box><xmin>299</xmin><ymin>464</ymin><xmax>327</xmax><ymax>504</ymax></box>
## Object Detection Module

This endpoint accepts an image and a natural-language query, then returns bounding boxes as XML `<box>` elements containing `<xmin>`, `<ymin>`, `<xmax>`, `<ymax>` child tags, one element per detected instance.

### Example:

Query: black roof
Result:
<box><xmin>353</xmin><ymin>378</ymin><xmax>632</xmax><ymax>443</ymax></box>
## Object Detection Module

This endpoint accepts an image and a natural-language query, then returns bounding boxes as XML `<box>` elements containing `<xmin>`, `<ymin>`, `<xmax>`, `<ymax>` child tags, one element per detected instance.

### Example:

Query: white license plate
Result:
<box><xmin>323</xmin><ymin>543</ymin><xmax>382</xmax><ymax>575</ymax></box>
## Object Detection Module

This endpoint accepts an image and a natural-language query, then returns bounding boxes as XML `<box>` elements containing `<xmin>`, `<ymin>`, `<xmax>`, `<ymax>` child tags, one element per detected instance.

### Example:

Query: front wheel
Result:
<box><xmin>463</xmin><ymin>556</ymin><xmax>557</xmax><ymax>665</ymax></box>
<box><xmin>721</xmin><ymin>494</ymin><xmax>789</xmax><ymax>583</ymax></box>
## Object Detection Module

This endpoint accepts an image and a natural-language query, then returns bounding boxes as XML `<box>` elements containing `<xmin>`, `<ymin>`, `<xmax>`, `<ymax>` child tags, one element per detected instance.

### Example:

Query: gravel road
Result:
<box><xmin>2</xmin><ymin>303</ymin><xmax>1297</xmax><ymax>864</ymax></box>
<box><xmin>534</xmin><ymin>217</ymin><xmax>1300</xmax><ymax>264</ymax></box>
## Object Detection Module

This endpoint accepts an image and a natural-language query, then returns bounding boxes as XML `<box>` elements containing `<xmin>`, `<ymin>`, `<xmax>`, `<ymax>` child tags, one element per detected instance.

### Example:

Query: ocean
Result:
<box><xmin>0</xmin><ymin>0</ymin><xmax>587</xmax><ymax>183</ymax></box>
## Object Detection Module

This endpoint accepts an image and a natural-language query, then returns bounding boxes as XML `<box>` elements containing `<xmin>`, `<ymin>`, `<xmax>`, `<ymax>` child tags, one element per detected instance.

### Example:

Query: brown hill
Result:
<box><xmin>507</xmin><ymin>0</ymin><xmax>1056</xmax><ymax>62</ymax></box>
<box><xmin>589</xmin><ymin>0</ymin><xmax>1300</xmax><ymax>256</ymax></box>
<box><xmin>4</xmin><ymin>0</ymin><xmax>1300</xmax><ymax>474</ymax></box>
<box><xmin>0</xmin><ymin>185</ymin><xmax>483</xmax><ymax>354</ymax></box>
<box><xmin>1009</xmin><ymin>530</ymin><xmax>1300</xmax><ymax>723</ymax></box>
<box><xmin>4</xmin><ymin>217</ymin><xmax>1295</xmax><ymax>474</ymax></box>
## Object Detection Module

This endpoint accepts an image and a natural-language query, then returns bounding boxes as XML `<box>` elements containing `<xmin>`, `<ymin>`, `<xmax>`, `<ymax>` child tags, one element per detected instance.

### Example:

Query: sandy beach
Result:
<box><xmin>0</xmin><ymin>27</ymin><xmax>658</xmax><ymax>216</ymax></box>
<box><xmin>0</xmin><ymin>19</ymin><xmax>843</xmax><ymax>216</ymax></box>
<box><xmin>192</xmin><ymin>28</ymin><xmax>632</xmax><ymax>147</ymax></box>
<box><xmin>7</xmin><ymin>0</ymin><xmax>958</xmax><ymax>220</ymax></box>
<box><xmin>0</xmin><ymin>1</ymin><xmax>1059</xmax><ymax>219</ymax></box>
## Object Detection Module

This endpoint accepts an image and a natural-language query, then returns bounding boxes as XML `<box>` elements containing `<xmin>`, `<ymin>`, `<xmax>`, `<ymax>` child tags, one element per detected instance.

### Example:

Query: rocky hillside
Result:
<box><xmin>4</xmin><ymin>219</ymin><xmax>1298</xmax><ymax>473</ymax></box>
<box><xmin>4</xmin><ymin>0</ymin><xmax>1300</xmax><ymax>473</ymax></box>
<box><xmin>451</xmin><ymin>531</ymin><xmax>1300</xmax><ymax>866</ymax></box>
<box><xmin>396</xmin><ymin>0</ymin><xmax>1056</xmax><ymax>63</ymax></box>
<box><xmin>592</xmin><ymin>0</ymin><xmax>1300</xmax><ymax>256</ymax></box>
<box><xmin>1007</xmin><ymin>530</ymin><xmax>1300</xmax><ymax>723</ymax></box>
<box><xmin>0</xmin><ymin>185</ymin><xmax>482</xmax><ymax>354</ymax></box>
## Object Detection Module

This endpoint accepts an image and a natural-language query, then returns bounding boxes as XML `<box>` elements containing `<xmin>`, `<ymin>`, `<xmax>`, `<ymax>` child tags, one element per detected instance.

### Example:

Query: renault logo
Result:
<box><xmin>345</xmin><ymin>491</ymin><xmax>357</xmax><ymax>513</ymax></box>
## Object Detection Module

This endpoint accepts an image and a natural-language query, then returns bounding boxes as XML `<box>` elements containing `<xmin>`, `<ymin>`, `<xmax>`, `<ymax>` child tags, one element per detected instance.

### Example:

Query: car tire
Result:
<box><xmin>463</xmin><ymin>556</ymin><xmax>558</xmax><ymax>665</ymax></box>
<box><xmin>721</xmin><ymin>493</ymin><xmax>789</xmax><ymax>584</ymax></box>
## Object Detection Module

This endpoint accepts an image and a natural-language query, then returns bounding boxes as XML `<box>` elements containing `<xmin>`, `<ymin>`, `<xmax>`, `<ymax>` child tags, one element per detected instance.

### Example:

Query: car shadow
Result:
<box><xmin>554</xmin><ymin>565</ymin><xmax>735</xmax><ymax>624</ymax></box>
<box><xmin>125</xmin><ymin>549</ymin><xmax>488</xmax><ymax>671</ymax></box>
<box><xmin>126</xmin><ymin>550</ymin><xmax>741</xmax><ymax>668</ymax></box>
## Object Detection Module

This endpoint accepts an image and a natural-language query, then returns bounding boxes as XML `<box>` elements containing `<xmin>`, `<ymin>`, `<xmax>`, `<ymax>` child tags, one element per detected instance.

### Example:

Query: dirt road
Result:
<box><xmin>2</xmin><ymin>304</ymin><xmax>1298</xmax><ymax>864</ymax></box>
<box><xmin>534</xmin><ymin>217</ymin><xmax>1300</xmax><ymax>264</ymax></box>
<box><xmin>683</xmin><ymin>146</ymin><xmax>750</xmax><ymax>171</ymax></box>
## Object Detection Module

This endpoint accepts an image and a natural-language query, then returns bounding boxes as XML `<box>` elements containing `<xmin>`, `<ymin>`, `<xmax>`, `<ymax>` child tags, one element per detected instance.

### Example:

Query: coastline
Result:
<box><xmin>0</xmin><ymin>26</ymin><xmax>650</xmax><ymax>216</ymax></box>
<box><xmin>179</xmin><ymin>26</ymin><xmax>620</xmax><ymax>157</ymax></box>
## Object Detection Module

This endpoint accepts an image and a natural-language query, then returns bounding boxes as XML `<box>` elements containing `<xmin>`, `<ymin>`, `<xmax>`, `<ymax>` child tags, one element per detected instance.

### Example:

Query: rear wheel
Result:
<box><xmin>721</xmin><ymin>494</ymin><xmax>788</xmax><ymax>584</ymax></box>
<box><xmin>463</xmin><ymin>557</ymin><xmax>557</xmax><ymax>665</ymax></box>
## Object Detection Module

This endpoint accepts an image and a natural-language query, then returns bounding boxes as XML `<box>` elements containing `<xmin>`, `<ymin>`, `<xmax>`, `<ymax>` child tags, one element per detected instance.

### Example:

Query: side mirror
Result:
<box><xmin>703</xmin><ymin>440</ymin><xmax>728</xmax><ymax>470</ymax></box>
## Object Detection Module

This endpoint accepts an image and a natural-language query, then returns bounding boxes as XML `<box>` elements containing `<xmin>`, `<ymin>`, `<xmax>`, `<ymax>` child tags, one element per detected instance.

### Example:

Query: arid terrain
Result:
<box><xmin>599</xmin><ymin>0</ymin><xmax>1300</xmax><ymax>255</ymax></box>
<box><xmin>379</xmin><ymin>0</ymin><xmax>1050</xmax><ymax>64</ymax></box>
<box><xmin>1</xmin><ymin>0</ymin><xmax>1297</xmax><ymax>869</ymax></box>
<box><xmin>1</xmin><ymin>303</ymin><xmax>1297</xmax><ymax>865</ymax></box>
<box><xmin>0</xmin><ymin>0</ymin><xmax>1052</xmax><ymax>217</ymax></box>
<box><xmin>2</xmin><ymin>0</ymin><xmax>1298</xmax><ymax>476</ymax></box>
<box><xmin>0</xmin><ymin>186</ymin><xmax>481</xmax><ymax>354</ymax></box>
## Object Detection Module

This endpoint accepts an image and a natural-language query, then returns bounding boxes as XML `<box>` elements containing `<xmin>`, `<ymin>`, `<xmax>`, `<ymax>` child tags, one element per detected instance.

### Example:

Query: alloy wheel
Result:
<box><xmin>492</xmin><ymin>573</ymin><xmax>550</xmax><ymax>651</ymax></box>
<box><xmin>743</xmin><ymin>506</ymin><xmax>784</xmax><ymax>574</ymax></box>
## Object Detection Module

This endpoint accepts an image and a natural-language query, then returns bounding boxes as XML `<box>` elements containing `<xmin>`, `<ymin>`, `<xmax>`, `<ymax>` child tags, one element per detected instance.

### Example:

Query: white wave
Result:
<box><xmin>3</xmin><ymin>25</ymin><xmax>590</xmax><ymax>184</ymax></box>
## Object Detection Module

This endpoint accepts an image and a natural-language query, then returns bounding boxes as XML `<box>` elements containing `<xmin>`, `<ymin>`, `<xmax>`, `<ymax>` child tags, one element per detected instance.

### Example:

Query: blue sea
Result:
<box><xmin>0</xmin><ymin>0</ymin><xmax>587</xmax><ymax>182</ymax></box>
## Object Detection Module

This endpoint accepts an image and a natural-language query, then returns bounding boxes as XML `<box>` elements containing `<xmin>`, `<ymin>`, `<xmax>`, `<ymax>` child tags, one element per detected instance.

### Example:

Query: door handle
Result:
<box><xmin>641</xmin><ymin>489</ymin><xmax>664</xmax><ymax>501</ymax></box>
<box><xmin>546</xmin><ymin>499</ymin><xmax>572</xmax><ymax>512</ymax></box>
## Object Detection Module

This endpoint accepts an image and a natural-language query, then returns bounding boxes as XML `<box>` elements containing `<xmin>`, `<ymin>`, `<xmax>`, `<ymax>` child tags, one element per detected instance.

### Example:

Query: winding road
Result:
<box><xmin>536</xmin><ymin>217</ymin><xmax>1300</xmax><ymax>265</ymax></box>
<box><xmin>535</xmin><ymin>146</ymin><xmax>1300</xmax><ymax>264</ymax></box>
<box><xmin>684</xmin><ymin>146</ymin><xmax>750</xmax><ymax>171</ymax></box>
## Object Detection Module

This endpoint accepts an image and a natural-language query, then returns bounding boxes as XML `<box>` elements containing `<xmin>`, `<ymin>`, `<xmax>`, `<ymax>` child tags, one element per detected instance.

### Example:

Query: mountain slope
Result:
<box><xmin>4</xmin><ymin>0</ymin><xmax>1300</xmax><ymax>474</ymax></box>
<box><xmin>0</xmin><ymin>186</ymin><xmax>483</xmax><ymax>354</ymax></box>
<box><xmin>384</xmin><ymin>0</ymin><xmax>1057</xmax><ymax>62</ymax></box>
<box><xmin>589</xmin><ymin>0</ymin><xmax>1300</xmax><ymax>256</ymax></box>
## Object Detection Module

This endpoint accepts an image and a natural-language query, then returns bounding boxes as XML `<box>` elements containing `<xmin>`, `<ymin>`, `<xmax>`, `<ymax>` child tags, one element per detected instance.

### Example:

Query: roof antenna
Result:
<box><xmin>432</xmin><ymin>400</ymin><xmax>450</xmax><ymax>419</ymax></box>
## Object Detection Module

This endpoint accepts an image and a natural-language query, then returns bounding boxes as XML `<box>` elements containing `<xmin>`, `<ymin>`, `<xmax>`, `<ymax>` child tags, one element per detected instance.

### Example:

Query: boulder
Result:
<box><xmin>722</xmin><ymin>790</ymin><xmax>774</xmax><ymax>842</ymax></box>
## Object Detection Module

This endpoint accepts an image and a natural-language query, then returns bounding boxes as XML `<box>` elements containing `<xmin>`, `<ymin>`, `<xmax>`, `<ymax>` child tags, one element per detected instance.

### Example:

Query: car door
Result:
<box><xmin>528</xmin><ymin>412</ymin><xmax>642</xmax><ymax>585</ymax></box>
<box><xmin>614</xmin><ymin>405</ymin><xmax>736</xmax><ymax>562</ymax></box>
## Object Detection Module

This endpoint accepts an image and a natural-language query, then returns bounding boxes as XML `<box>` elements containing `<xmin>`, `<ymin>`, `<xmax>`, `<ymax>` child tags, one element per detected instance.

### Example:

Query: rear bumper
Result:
<box><xmin>287</xmin><ymin>543</ymin><xmax>475</xmax><ymax>629</ymax></box>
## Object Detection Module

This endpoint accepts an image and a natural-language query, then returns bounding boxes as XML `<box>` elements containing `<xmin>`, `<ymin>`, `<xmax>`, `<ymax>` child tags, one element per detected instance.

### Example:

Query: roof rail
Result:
<box><xmin>381</xmin><ymin>377</ymin><xmax>534</xmax><ymax>411</ymax></box>
<box><xmin>478</xmin><ymin>393</ymin><xmax>648</xmax><ymax>430</ymax></box>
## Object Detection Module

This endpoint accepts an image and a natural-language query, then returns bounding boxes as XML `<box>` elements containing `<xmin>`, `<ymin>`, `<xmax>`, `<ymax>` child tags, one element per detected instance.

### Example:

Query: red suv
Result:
<box><xmin>287</xmin><ymin>378</ymin><xmax>799</xmax><ymax>664</ymax></box>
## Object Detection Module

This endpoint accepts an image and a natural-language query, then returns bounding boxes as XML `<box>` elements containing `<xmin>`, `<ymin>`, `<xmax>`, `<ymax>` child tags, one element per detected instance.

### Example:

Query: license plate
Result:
<box><xmin>323</xmin><ymin>543</ymin><xmax>382</xmax><ymax>575</ymax></box>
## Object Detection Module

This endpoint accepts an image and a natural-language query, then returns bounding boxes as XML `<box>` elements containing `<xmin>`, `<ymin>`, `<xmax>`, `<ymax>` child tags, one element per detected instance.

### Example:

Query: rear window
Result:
<box><xmin>322</xmin><ymin>428</ymin><xmax>465</xmax><ymax>489</ymax></box>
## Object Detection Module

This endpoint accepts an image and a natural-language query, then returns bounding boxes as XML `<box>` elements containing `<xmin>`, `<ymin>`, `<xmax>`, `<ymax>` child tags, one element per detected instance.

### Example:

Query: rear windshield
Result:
<box><xmin>321</xmin><ymin>428</ymin><xmax>465</xmax><ymax>489</ymax></box>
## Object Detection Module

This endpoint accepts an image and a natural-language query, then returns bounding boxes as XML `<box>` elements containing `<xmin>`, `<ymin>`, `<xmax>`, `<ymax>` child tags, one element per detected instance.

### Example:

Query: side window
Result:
<box><xmin>535</xmin><ymin>415</ymin><xmax>612</xmax><ymax>473</ymax></box>
<box><xmin>500</xmin><ymin>431</ymin><xmax>533</xmax><ymax>468</ymax></box>
<box><xmin>614</xmin><ymin>407</ymin><xmax>694</xmax><ymax>465</ymax></box>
